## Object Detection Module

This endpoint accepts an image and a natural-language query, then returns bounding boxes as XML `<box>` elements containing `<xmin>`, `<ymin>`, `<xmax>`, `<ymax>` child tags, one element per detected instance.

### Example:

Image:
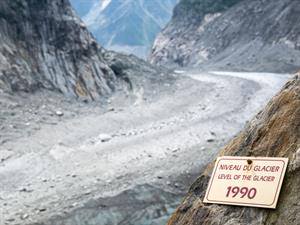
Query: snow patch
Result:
<box><xmin>101</xmin><ymin>0</ymin><xmax>112</xmax><ymax>11</ymax></box>
<box><xmin>198</xmin><ymin>13</ymin><xmax>221</xmax><ymax>32</ymax></box>
<box><xmin>83</xmin><ymin>0</ymin><xmax>112</xmax><ymax>26</ymax></box>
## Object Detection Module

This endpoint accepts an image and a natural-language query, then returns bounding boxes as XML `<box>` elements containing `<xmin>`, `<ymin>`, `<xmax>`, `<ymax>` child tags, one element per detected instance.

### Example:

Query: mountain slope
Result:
<box><xmin>150</xmin><ymin>0</ymin><xmax>300</xmax><ymax>73</ymax></box>
<box><xmin>70</xmin><ymin>0</ymin><xmax>178</xmax><ymax>58</ymax></box>
<box><xmin>0</xmin><ymin>0</ymin><xmax>169</xmax><ymax>101</ymax></box>
<box><xmin>167</xmin><ymin>72</ymin><xmax>300</xmax><ymax>225</ymax></box>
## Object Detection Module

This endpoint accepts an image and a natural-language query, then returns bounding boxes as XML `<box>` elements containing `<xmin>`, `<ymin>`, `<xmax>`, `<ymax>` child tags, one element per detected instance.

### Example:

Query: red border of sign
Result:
<box><xmin>205</xmin><ymin>158</ymin><xmax>287</xmax><ymax>207</ymax></box>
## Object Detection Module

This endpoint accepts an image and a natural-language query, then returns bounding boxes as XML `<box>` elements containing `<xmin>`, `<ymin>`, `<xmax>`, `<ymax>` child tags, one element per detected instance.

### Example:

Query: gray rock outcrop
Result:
<box><xmin>0</xmin><ymin>0</ymin><xmax>117</xmax><ymax>100</ymax></box>
<box><xmin>0</xmin><ymin>0</ymin><xmax>169</xmax><ymax>101</ymax></box>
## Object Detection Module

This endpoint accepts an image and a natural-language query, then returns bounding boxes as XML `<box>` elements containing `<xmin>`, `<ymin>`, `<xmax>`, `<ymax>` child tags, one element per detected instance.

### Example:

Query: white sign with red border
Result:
<box><xmin>203</xmin><ymin>156</ymin><xmax>288</xmax><ymax>208</ymax></box>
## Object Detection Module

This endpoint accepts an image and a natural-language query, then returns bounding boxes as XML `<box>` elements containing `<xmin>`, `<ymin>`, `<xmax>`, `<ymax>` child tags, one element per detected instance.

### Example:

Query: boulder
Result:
<box><xmin>98</xmin><ymin>133</ymin><xmax>112</xmax><ymax>142</ymax></box>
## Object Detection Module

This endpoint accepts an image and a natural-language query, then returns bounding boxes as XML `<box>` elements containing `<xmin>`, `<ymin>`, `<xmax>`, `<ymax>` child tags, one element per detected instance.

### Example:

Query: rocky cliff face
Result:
<box><xmin>0</xmin><ymin>0</ymin><xmax>167</xmax><ymax>101</ymax></box>
<box><xmin>167</xmin><ymin>72</ymin><xmax>300</xmax><ymax>225</ymax></box>
<box><xmin>0</xmin><ymin>0</ymin><xmax>118</xmax><ymax>100</ymax></box>
<box><xmin>150</xmin><ymin>0</ymin><xmax>300</xmax><ymax>73</ymax></box>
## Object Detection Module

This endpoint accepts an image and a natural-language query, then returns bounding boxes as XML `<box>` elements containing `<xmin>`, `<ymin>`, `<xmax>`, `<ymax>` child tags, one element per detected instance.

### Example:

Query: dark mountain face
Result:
<box><xmin>0</xmin><ymin>0</ymin><xmax>169</xmax><ymax>101</ymax></box>
<box><xmin>150</xmin><ymin>0</ymin><xmax>300</xmax><ymax>73</ymax></box>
